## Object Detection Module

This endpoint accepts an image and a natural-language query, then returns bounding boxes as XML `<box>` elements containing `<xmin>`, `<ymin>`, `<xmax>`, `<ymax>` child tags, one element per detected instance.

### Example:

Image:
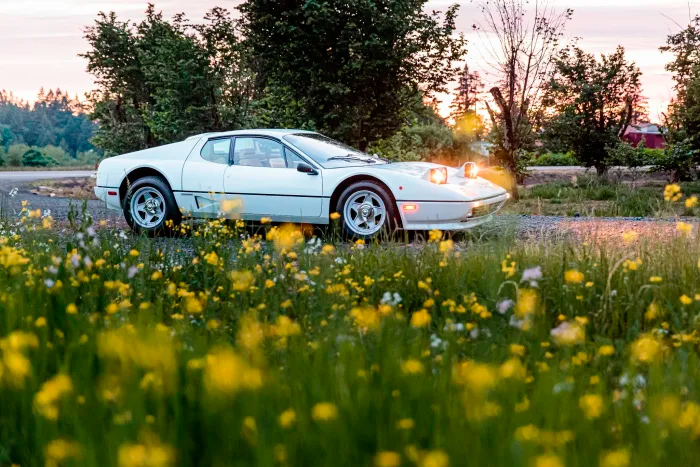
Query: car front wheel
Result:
<box><xmin>336</xmin><ymin>181</ymin><xmax>399</xmax><ymax>240</ymax></box>
<box><xmin>123</xmin><ymin>176</ymin><xmax>181</xmax><ymax>236</ymax></box>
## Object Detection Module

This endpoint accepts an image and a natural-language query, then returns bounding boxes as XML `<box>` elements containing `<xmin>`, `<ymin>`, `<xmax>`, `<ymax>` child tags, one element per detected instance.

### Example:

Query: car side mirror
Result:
<box><xmin>297</xmin><ymin>162</ymin><xmax>318</xmax><ymax>175</ymax></box>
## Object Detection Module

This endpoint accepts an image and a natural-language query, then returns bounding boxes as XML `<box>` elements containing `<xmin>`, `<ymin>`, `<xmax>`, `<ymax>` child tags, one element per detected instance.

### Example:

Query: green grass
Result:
<box><xmin>505</xmin><ymin>176</ymin><xmax>699</xmax><ymax>218</ymax></box>
<box><xmin>3</xmin><ymin>207</ymin><xmax>700</xmax><ymax>466</ymax></box>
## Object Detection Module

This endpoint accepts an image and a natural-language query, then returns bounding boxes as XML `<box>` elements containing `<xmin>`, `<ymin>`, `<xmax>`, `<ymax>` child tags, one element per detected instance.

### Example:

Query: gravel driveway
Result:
<box><xmin>0</xmin><ymin>171</ymin><xmax>694</xmax><ymax>241</ymax></box>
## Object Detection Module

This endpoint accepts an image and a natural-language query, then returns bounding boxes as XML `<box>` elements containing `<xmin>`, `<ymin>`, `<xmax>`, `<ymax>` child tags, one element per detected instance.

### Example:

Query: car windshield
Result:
<box><xmin>283</xmin><ymin>133</ymin><xmax>380</xmax><ymax>167</ymax></box>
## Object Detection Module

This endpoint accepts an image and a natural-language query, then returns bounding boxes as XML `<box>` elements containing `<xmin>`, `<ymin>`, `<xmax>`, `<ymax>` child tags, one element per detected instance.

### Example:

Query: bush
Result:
<box><xmin>5</xmin><ymin>143</ymin><xmax>29</xmax><ymax>167</ymax></box>
<box><xmin>651</xmin><ymin>140</ymin><xmax>699</xmax><ymax>181</ymax></box>
<box><xmin>530</xmin><ymin>152</ymin><xmax>577</xmax><ymax>166</ymax></box>
<box><xmin>22</xmin><ymin>149</ymin><xmax>55</xmax><ymax>167</ymax></box>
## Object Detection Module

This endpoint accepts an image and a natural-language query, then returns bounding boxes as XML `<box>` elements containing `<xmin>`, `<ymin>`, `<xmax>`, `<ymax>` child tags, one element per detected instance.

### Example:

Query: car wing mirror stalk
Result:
<box><xmin>297</xmin><ymin>162</ymin><xmax>318</xmax><ymax>175</ymax></box>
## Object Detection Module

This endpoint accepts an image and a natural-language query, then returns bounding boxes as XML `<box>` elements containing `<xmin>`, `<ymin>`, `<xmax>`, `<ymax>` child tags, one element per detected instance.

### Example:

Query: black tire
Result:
<box><xmin>335</xmin><ymin>181</ymin><xmax>400</xmax><ymax>240</ymax></box>
<box><xmin>123</xmin><ymin>176</ymin><xmax>181</xmax><ymax>236</ymax></box>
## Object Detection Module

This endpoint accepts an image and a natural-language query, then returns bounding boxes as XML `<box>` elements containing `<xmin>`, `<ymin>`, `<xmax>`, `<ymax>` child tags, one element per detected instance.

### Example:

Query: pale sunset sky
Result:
<box><xmin>1</xmin><ymin>0</ymin><xmax>699</xmax><ymax>122</ymax></box>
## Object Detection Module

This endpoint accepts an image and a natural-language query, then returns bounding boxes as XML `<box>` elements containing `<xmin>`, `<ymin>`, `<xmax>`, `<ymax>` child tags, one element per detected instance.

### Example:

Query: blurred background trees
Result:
<box><xmin>0</xmin><ymin>90</ymin><xmax>99</xmax><ymax>168</ymax></box>
<box><xmin>9</xmin><ymin>1</ymin><xmax>700</xmax><ymax>185</ymax></box>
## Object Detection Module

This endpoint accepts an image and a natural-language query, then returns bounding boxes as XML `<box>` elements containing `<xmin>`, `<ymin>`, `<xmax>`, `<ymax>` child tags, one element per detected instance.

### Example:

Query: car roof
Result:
<box><xmin>185</xmin><ymin>129</ymin><xmax>316</xmax><ymax>141</ymax></box>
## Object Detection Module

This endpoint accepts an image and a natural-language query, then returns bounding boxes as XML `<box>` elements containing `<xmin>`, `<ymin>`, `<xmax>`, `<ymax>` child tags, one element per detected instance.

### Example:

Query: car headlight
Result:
<box><xmin>429</xmin><ymin>167</ymin><xmax>448</xmax><ymax>184</ymax></box>
<box><xmin>464</xmin><ymin>162</ymin><xmax>478</xmax><ymax>179</ymax></box>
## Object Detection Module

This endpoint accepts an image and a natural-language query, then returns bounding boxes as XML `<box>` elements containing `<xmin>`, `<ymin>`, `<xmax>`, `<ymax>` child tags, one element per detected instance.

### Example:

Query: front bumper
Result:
<box><xmin>94</xmin><ymin>186</ymin><xmax>122</xmax><ymax>211</ymax></box>
<box><xmin>397</xmin><ymin>193</ymin><xmax>508</xmax><ymax>231</ymax></box>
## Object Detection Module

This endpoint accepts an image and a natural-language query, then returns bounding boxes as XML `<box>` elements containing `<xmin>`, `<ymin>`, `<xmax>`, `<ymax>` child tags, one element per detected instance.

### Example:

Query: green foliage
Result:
<box><xmin>515</xmin><ymin>176</ymin><xmax>666</xmax><ymax>217</ymax></box>
<box><xmin>239</xmin><ymin>0</ymin><xmax>467</xmax><ymax>150</ymax></box>
<box><xmin>543</xmin><ymin>45</ymin><xmax>644</xmax><ymax>174</ymax></box>
<box><xmin>82</xmin><ymin>6</ymin><xmax>253</xmax><ymax>156</ymax></box>
<box><xmin>651</xmin><ymin>140</ymin><xmax>700</xmax><ymax>181</ymax></box>
<box><xmin>6</xmin><ymin>144</ymin><xmax>29</xmax><ymax>167</ymax></box>
<box><xmin>530</xmin><ymin>152</ymin><xmax>577</xmax><ymax>166</ymax></box>
<box><xmin>22</xmin><ymin>149</ymin><xmax>55</xmax><ymax>167</ymax></box>
<box><xmin>605</xmin><ymin>140</ymin><xmax>654</xmax><ymax>170</ymax></box>
<box><xmin>661</xmin><ymin>16</ymin><xmax>700</xmax><ymax>157</ymax></box>
<box><xmin>368</xmin><ymin>104</ymin><xmax>484</xmax><ymax>164</ymax></box>
<box><xmin>6</xmin><ymin>215</ymin><xmax>700</xmax><ymax>465</ymax></box>
<box><xmin>368</xmin><ymin>119</ymin><xmax>453</xmax><ymax>162</ymax></box>
<box><xmin>0</xmin><ymin>90</ymin><xmax>96</xmax><ymax>156</ymax></box>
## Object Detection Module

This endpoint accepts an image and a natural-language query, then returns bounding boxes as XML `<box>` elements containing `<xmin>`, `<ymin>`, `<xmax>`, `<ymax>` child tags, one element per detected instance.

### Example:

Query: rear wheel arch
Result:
<box><xmin>119</xmin><ymin>167</ymin><xmax>174</xmax><ymax>204</ymax></box>
<box><xmin>329</xmin><ymin>175</ymin><xmax>402</xmax><ymax>228</ymax></box>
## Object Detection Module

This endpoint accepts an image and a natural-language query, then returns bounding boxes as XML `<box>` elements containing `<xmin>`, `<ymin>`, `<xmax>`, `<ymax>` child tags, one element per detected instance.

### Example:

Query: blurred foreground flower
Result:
<box><xmin>267</xmin><ymin>224</ymin><xmax>304</xmax><ymax>251</ymax></box>
<box><xmin>312</xmin><ymin>402</ymin><xmax>338</xmax><ymax>421</ymax></box>
<box><xmin>630</xmin><ymin>333</ymin><xmax>665</xmax><ymax>365</ymax></box>
<box><xmin>551</xmin><ymin>321</ymin><xmax>585</xmax><ymax>346</ymax></box>
<box><xmin>204</xmin><ymin>347</ymin><xmax>263</xmax><ymax>396</ymax></box>
<box><xmin>45</xmin><ymin>439</ymin><xmax>82</xmax><ymax>467</ymax></box>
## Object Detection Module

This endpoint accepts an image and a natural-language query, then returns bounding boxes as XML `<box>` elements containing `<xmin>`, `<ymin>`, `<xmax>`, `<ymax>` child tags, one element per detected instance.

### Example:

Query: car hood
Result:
<box><xmin>373</xmin><ymin>162</ymin><xmax>508</xmax><ymax>200</ymax></box>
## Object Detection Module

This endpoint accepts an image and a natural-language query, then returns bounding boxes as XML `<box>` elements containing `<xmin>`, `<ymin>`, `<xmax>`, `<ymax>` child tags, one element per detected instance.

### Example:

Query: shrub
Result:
<box><xmin>22</xmin><ymin>149</ymin><xmax>55</xmax><ymax>167</ymax></box>
<box><xmin>651</xmin><ymin>140</ymin><xmax>699</xmax><ymax>181</ymax></box>
<box><xmin>530</xmin><ymin>152</ymin><xmax>577</xmax><ymax>166</ymax></box>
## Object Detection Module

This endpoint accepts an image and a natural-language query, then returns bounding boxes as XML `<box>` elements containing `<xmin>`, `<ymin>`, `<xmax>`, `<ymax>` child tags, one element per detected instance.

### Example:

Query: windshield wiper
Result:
<box><xmin>327</xmin><ymin>155</ymin><xmax>376</xmax><ymax>164</ymax></box>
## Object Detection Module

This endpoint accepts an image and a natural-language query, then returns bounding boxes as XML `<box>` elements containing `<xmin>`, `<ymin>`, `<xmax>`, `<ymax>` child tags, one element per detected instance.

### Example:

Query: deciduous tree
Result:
<box><xmin>82</xmin><ymin>5</ymin><xmax>253</xmax><ymax>155</ymax></box>
<box><xmin>238</xmin><ymin>0</ymin><xmax>467</xmax><ymax>150</ymax></box>
<box><xmin>543</xmin><ymin>45</ymin><xmax>644</xmax><ymax>175</ymax></box>
<box><xmin>476</xmin><ymin>0</ymin><xmax>572</xmax><ymax>197</ymax></box>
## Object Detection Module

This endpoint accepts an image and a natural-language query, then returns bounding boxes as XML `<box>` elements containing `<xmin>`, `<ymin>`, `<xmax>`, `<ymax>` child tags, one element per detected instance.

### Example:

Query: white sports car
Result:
<box><xmin>94</xmin><ymin>129</ymin><xmax>508</xmax><ymax>238</ymax></box>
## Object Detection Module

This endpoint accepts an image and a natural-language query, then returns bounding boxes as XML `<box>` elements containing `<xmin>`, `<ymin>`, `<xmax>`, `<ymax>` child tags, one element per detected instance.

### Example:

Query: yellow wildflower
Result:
<box><xmin>350</xmin><ymin>306</ymin><xmax>381</xmax><ymax>332</ymax></box>
<box><xmin>677</xmin><ymin>222</ymin><xmax>693</xmax><ymax>235</ymax></box>
<box><xmin>401</xmin><ymin>359</ymin><xmax>424</xmax><ymax>375</ymax></box>
<box><xmin>203</xmin><ymin>347</ymin><xmax>263</xmax><ymax>396</ymax></box>
<box><xmin>267</xmin><ymin>224</ymin><xmax>304</xmax><ymax>251</ymax></box>
<box><xmin>117</xmin><ymin>433</ymin><xmax>175</xmax><ymax>467</ymax></box>
<box><xmin>645</xmin><ymin>302</ymin><xmax>660</xmax><ymax>321</ymax></box>
<box><xmin>533</xmin><ymin>454</ymin><xmax>563</xmax><ymax>467</ymax></box>
<box><xmin>410</xmin><ymin>309</ymin><xmax>431</xmax><ymax>328</ymax></box>
<box><xmin>45</xmin><ymin>439</ymin><xmax>82</xmax><ymax>467</ymax></box>
<box><xmin>630</xmin><ymin>333</ymin><xmax>665</xmax><ymax>364</ymax></box>
<box><xmin>34</xmin><ymin>374</ymin><xmax>73</xmax><ymax>420</ymax></box>
<box><xmin>312</xmin><ymin>402</ymin><xmax>338</xmax><ymax>421</ymax></box>
<box><xmin>375</xmin><ymin>451</ymin><xmax>401</xmax><ymax>467</ymax></box>
<box><xmin>278</xmin><ymin>409</ymin><xmax>296</xmax><ymax>428</ymax></box>
<box><xmin>397</xmin><ymin>418</ymin><xmax>415</xmax><ymax>430</ymax></box>
<box><xmin>428</xmin><ymin>230</ymin><xmax>443</xmax><ymax>242</ymax></box>
<box><xmin>564</xmin><ymin>269</ymin><xmax>584</xmax><ymax>284</ymax></box>
<box><xmin>579</xmin><ymin>393</ymin><xmax>604</xmax><ymax>419</ymax></box>
<box><xmin>420</xmin><ymin>450</ymin><xmax>449</xmax><ymax>467</ymax></box>
<box><xmin>664</xmin><ymin>183</ymin><xmax>682</xmax><ymax>202</ymax></box>
<box><xmin>231</xmin><ymin>270</ymin><xmax>255</xmax><ymax>292</ymax></box>
<box><xmin>600</xmin><ymin>448</ymin><xmax>630</xmax><ymax>467</ymax></box>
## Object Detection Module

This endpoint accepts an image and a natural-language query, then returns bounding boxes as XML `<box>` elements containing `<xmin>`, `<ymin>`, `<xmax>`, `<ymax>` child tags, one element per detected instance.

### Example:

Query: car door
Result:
<box><xmin>223</xmin><ymin>136</ymin><xmax>323</xmax><ymax>220</ymax></box>
<box><xmin>179</xmin><ymin>137</ymin><xmax>229</xmax><ymax>217</ymax></box>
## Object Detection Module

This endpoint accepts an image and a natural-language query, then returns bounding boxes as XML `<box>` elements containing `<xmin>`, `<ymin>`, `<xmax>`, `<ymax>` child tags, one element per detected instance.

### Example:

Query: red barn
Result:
<box><xmin>623</xmin><ymin>123</ymin><xmax>665</xmax><ymax>149</ymax></box>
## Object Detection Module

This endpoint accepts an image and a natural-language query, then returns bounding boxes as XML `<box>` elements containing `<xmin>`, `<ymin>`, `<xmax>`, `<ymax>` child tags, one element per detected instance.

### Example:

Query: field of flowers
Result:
<box><xmin>2</xmin><ymin>195</ymin><xmax>700</xmax><ymax>467</ymax></box>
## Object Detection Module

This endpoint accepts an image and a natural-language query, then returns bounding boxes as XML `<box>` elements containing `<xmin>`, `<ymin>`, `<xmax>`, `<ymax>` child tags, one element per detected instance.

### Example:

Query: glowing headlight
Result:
<box><xmin>464</xmin><ymin>162</ymin><xmax>479</xmax><ymax>179</ymax></box>
<box><xmin>429</xmin><ymin>167</ymin><xmax>448</xmax><ymax>184</ymax></box>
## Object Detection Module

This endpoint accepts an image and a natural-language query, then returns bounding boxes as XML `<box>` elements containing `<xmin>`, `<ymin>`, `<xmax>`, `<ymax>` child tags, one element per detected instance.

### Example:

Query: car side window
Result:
<box><xmin>201</xmin><ymin>138</ymin><xmax>231</xmax><ymax>164</ymax></box>
<box><xmin>284</xmin><ymin>147</ymin><xmax>305</xmax><ymax>169</ymax></box>
<box><xmin>233</xmin><ymin>137</ymin><xmax>288</xmax><ymax>168</ymax></box>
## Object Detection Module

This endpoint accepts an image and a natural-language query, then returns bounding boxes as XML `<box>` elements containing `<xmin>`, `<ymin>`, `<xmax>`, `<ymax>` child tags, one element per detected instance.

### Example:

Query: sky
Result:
<box><xmin>1</xmin><ymin>0</ymin><xmax>699</xmax><ymax>122</ymax></box>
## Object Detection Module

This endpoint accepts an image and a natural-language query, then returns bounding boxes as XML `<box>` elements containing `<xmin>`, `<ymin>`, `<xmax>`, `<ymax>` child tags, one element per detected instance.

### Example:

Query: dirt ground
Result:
<box><xmin>30</xmin><ymin>178</ymin><xmax>97</xmax><ymax>200</ymax></box>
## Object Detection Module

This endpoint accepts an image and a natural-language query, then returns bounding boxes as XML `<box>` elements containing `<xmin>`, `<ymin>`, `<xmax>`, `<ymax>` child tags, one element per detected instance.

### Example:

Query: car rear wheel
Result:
<box><xmin>123</xmin><ymin>176</ymin><xmax>181</xmax><ymax>236</ymax></box>
<box><xmin>336</xmin><ymin>181</ymin><xmax>399</xmax><ymax>240</ymax></box>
